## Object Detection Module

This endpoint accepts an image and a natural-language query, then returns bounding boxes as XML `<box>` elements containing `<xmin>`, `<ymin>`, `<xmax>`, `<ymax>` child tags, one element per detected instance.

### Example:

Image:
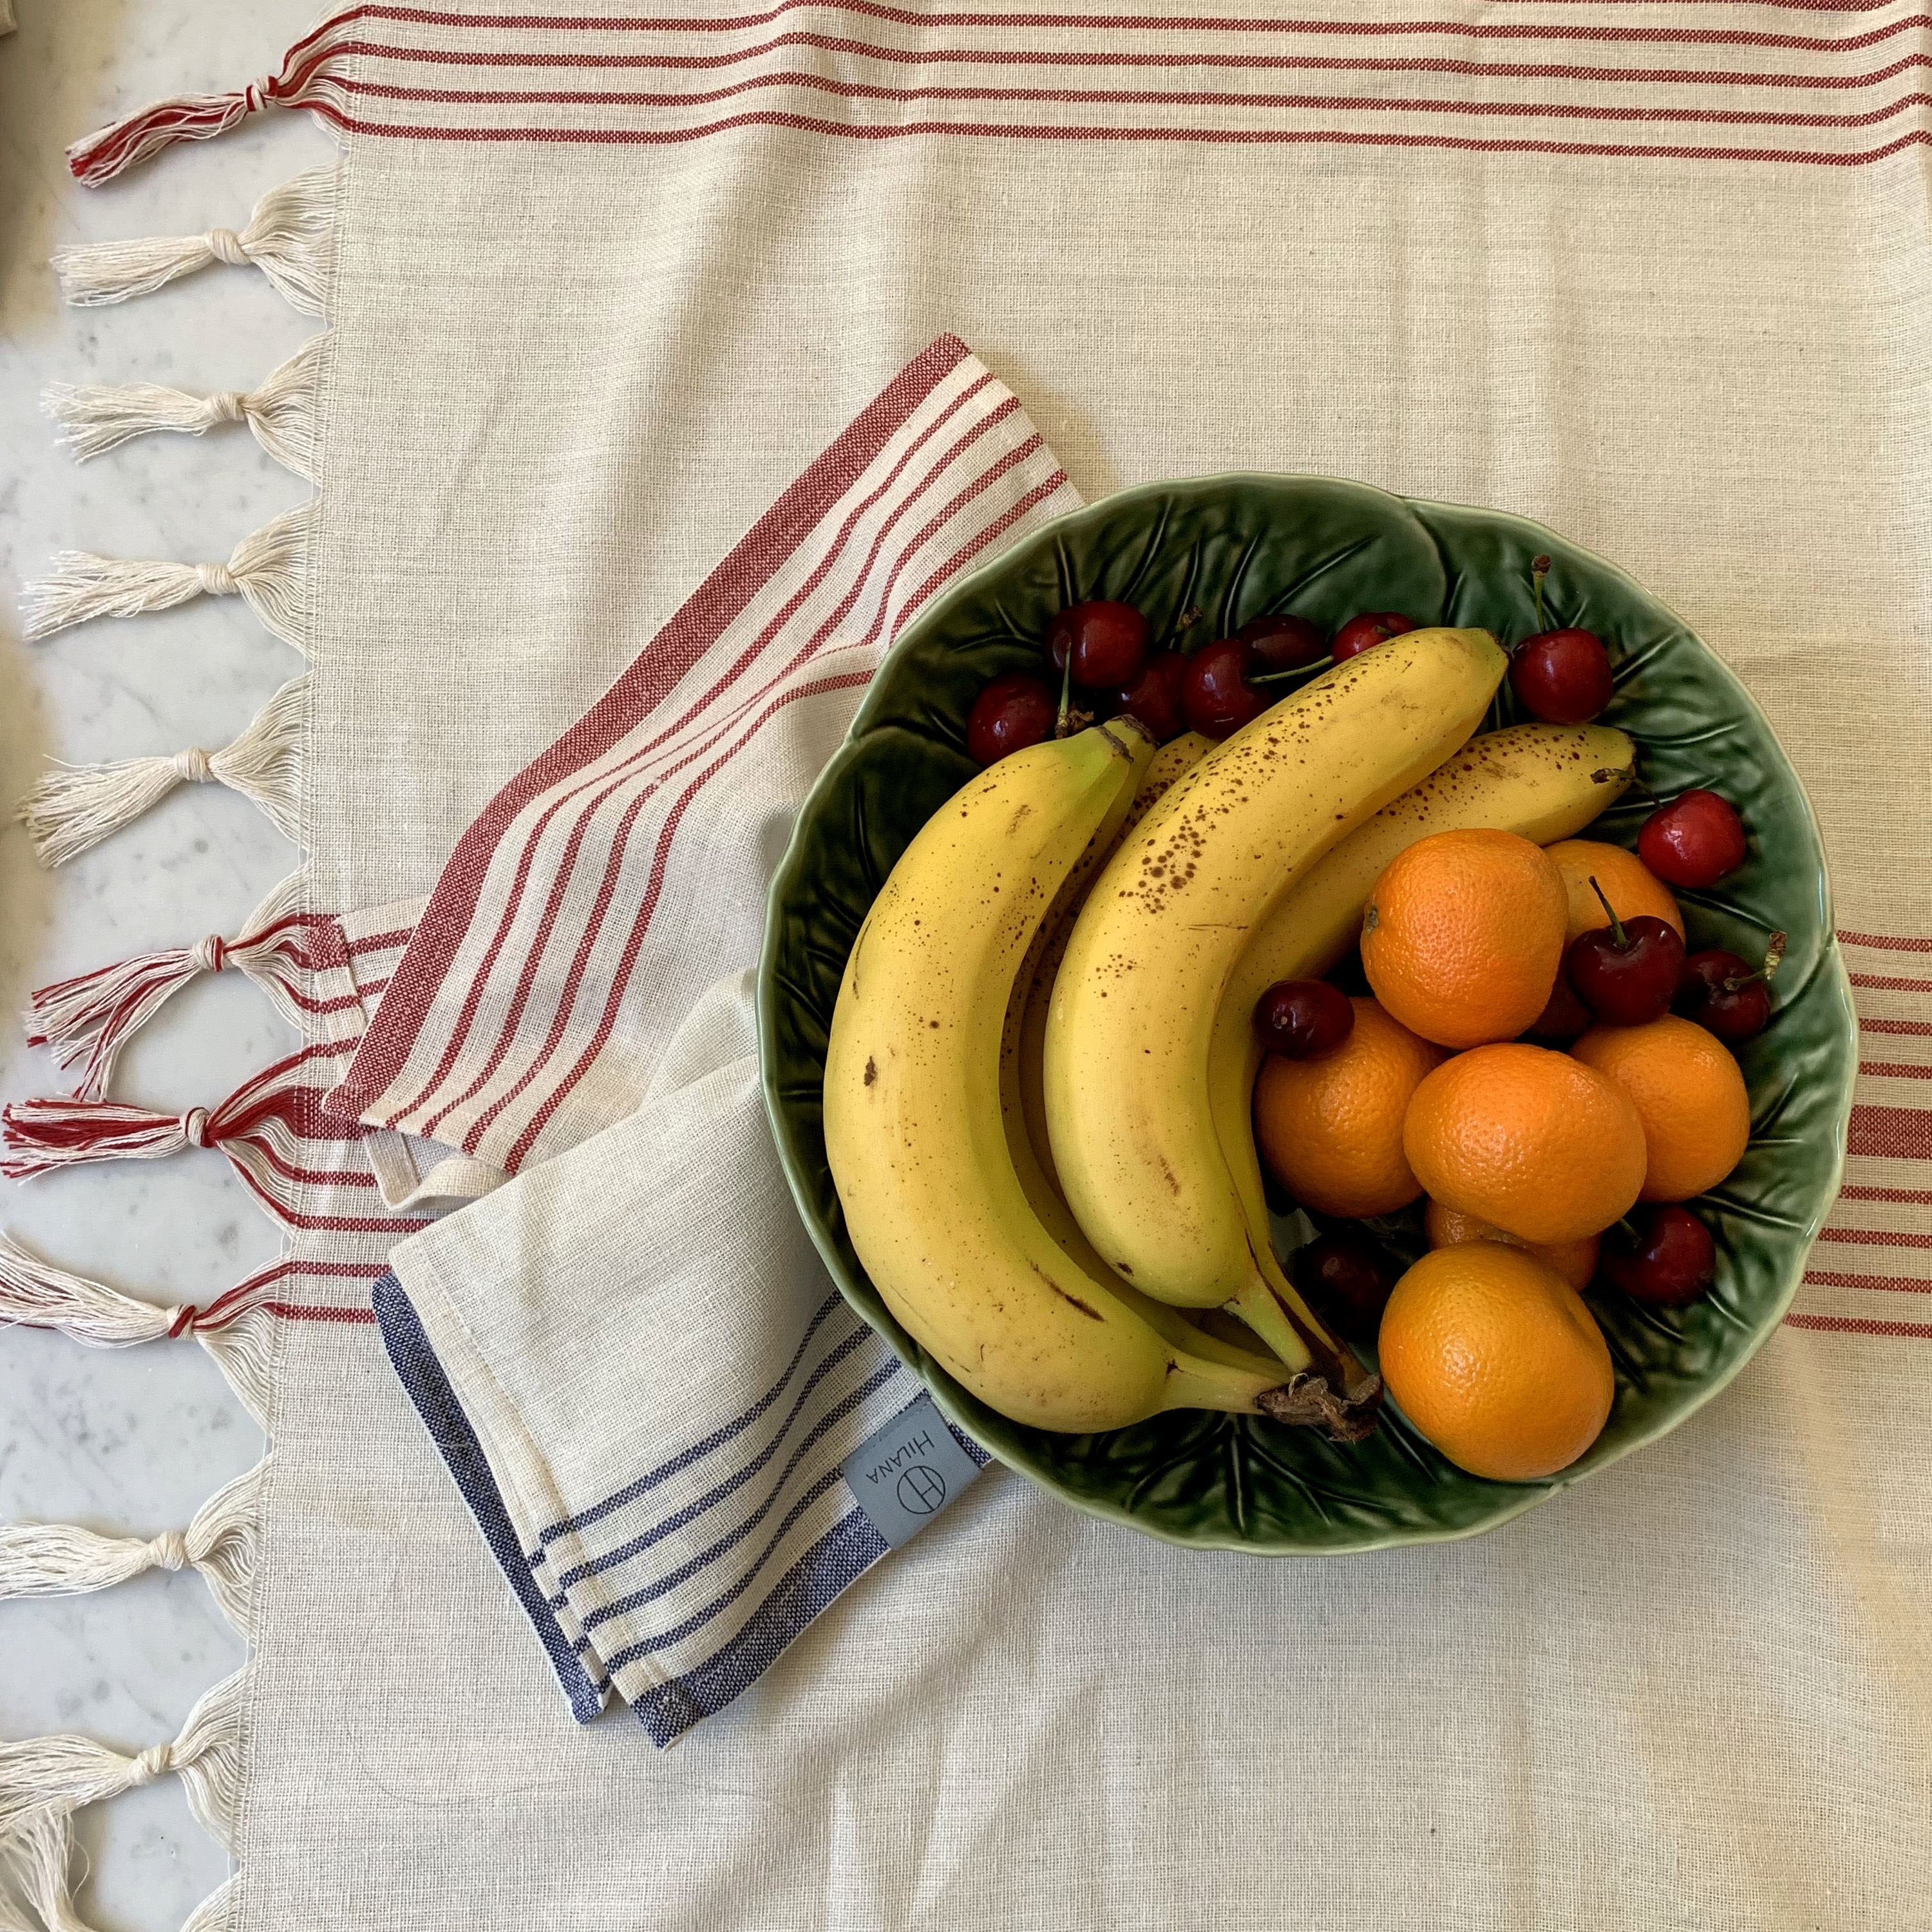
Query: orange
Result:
<box><xmin>1544</xmin><ymin>839</ymin><xmax>1683</xmax><ymax>943</ymax></box>
<box><xmin>1361</xmin><ymin>828</ymin><xmax>1567</xmax><ymax>1048</ymax></box>
<box><xmin>1402</xmin><ymin>1042</ymin><xmax>1647</xmax><ymax>1243</ymax></box>
<box><xmin>1378</xmin><ymin>1243</ymin><xmax>1615</xmax><ymax>1481</ymax></box>
<box><xmin>1253</xmin><ymin>999</ymin><xmax>1445</xmax><ymax>1217</ymax></box>
<box><xmin>1571</xmin><ymin>1016</ymin><xmax>1750</xmax><ymax>1202</ymax></box>
<box><xmin>1423</xmin><ymin>1197</ymin><xmax>1600</xmax><ymax>1293</ymax></box>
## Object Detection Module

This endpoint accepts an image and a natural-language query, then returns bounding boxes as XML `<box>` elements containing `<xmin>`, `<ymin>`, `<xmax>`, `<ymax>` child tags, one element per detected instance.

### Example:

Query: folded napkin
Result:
<box><xmin>345</xmin><ymin>337</ymin><xmax>1075</xmax><ymax>1741</ymax></box>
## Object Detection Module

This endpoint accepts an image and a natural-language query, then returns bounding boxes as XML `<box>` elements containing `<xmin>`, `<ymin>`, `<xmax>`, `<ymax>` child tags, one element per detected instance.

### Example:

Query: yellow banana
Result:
<box><xmin>1043</xmin><ymin>629</ymin><xmax>1508</xmax><ymax>1419</ymax></box>
<box><xmin>1206</xmin><ymin>721</ymin><xmax>1637</xmax><ymax>1307</ymax></box>
<box><xmin>823</xmin><ymin>722</ymin><xmax>1316</xmax><ymax>1434</ymax></box>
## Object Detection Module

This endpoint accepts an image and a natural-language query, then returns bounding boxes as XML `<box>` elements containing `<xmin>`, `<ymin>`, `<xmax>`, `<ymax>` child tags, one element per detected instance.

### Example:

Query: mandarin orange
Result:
<box><xmin>1360</xmin><ymin>829</ymin><xmax>1566</xmax><ymax>1048</ymax></box>
<box><xmin>1544</xmin><ymin>839</ymin><xmax>1683</xmax><ymax>943</ymax></box>
<box><xmin>1378</xmin><ymin>1243</ymin><xmax>1615</xmax><ymax>1481</ymax></box>
<box><xmin>1571</xmin><ymin>1015</ymin><xmax>1751</xmax><ymax>1202</ymax></box>
<box><xmin>1423</xmin><ymin>1197</ymin><xmax>1600</xmax><ymax>1292</ymax></box>
<box><xmin>1402</xmin><ymin>1041</ymin><xmax>1647</xmax><ymax>1243</ymax></box>
<box><xmin>1253</xmin><ymin>998</ymin><xmax>1444</xmax><ymax>1217</ymax></box>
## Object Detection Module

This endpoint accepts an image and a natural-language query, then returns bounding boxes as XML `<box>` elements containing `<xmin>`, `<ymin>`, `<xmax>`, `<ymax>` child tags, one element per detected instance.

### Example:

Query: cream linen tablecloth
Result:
<box><xmin>3</xmin><ymin>3</ymin><xmax>1929</xmax><ymax>1927</ymax></box>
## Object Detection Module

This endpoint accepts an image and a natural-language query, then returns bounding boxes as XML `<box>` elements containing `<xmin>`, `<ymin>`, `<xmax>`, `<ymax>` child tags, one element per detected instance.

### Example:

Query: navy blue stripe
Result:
<box><xmin>632</xmin><ymin>1508</ymin><xmax>888</xmax><ymax>1747</ymax></box>
<box><xmin>532</xmin><ymin>1289</ymin><xmax>848</xmax><ymax>1549</ymax></box>
<box><xmin>551</xmin><ymin>1323</ymin><xmax>884</xmax><ymax>1590</ymax></box>
<box><xmin>579</xmin><ymin>1360</ymin><xmax>905</xmax><ymax>1633</ymax></box>
<box><xmin>371</xmin><ymin>1273</ymin><xmax>608</xmax><ymax>1723</ymax></box>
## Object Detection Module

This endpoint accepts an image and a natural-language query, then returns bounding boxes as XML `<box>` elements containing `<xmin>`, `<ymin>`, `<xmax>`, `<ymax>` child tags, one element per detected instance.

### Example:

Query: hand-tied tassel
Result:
<box><xmin>0</xmin><ymin>1464</ymin><xmax>262</xmax><ymax>1629</ymax></box>
<box><xmin>20</xmin><ymin>506</ymin><xmax>310</xmax><ymax>647</ymax></box>
<box><xmin>19</xmin><ymin>676</ymin><xmax>306</xmax><ymax>869</ymax></box>
<box><xmin>0</xmin><ymin>1669</ymin><xmax>243</xmax><ymax>1850</ymax></box>
<box><xmin>66</xmin><ymin>10</ymin><xmax>357</xmax><ymax>187</ymax></box>
<box><xmin>25</xmin><ymin>871</ymin><xmax>313</xmax><ymax>1099</ymax></box>
<box><xmin>0</xmin><ymin>1039</ymin><xmax>399</xmax><ymax>1237</ymax></box>
<box><xmin>44</xmin><ymin>332</ymin><xmax>325</xmax><ymax>477</ymax></box>
<box><xmin>52</xmin><ymin>165</ymin><xmax>337</xmax><ymax>312</ymax></box>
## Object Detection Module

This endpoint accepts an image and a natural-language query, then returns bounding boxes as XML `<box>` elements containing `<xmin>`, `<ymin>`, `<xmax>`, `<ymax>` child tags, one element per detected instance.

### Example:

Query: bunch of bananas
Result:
<box><xmin>823</xmin><ymin>625</ymin><xmax>1636</xmax><ymax>1439</ymax></box>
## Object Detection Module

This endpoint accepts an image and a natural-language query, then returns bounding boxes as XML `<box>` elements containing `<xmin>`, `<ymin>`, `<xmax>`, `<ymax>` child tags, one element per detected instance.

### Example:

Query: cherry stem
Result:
<box><xmin>1531</xmin><ymin>553</ymin><xmax>1551</xmax><ymax>632</ymax></box>
<box><xmin>1054</xmin><ymin>639</ymin><xmax>1075</xmax><ymax>739</ymax></box>
<box><xmin>1720</xmin><ymin>933</ymin><xmax>1788</xmax><ymax>993</ymax></box>
<box><xmin>1252</xmin><ymin>665</ymin><xmax>1323</xmax><ymax>685</ymax></box>
<box><xmin>1588</xmin><ymin>874</ymin><xmax>1628</xmax><ymax>948</ymax></box>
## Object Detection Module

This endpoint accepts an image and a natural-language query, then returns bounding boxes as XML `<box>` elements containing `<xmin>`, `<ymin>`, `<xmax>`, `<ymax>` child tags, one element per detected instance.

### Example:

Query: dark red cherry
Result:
<box><xmin>1237</xmin><ymin>614</ymin><xmax>1327</xmax><ymax>674</ymax></box>
<box><xmin>1046</xmin><ymin>601</ymin><xmax>1150</xmax><ymax>690</ymax></box>
<box><xmin>965</xmin><ymin>672</ymin><xmax>1056</xmax><ymax>766</ymax></box>
<box><xmin>1510</xmin><ymin>627</ymin><xmax>1614</xmax><ymax>724</ymax></box>
<box><xmin>1638</xmin><ymin>790</ymin><xmax>1747</xmax><ymax>889</ymax></box>
<box><xmin>1254</xmin><ymin>979</ymin><xmax>1354</xmax><ymax>1060</ymax></box>
<box><xmin>1331</xmin><ymin>612</ymin><xmax>1415</xmax><ymax>661</ymax></box>
<box><xmin>1564</xmin><ymin>876</ymin><xmax>1684</xmax><ymax>1025</ymax></box>
<box><xmin>1293</xmin><ymin>1229</ymin><xmax>1398</xmax><ymax>1347</ymax></box>
<box><xmin>1674</xmin><ymin>945</ymin><xmax>1777</xmax><ymax>1044</ymax></box>
<box><xmin>1112</xmin><ymin>650</ymin><xmax>1188</xmax><ymax>742</ymax></box>
<box><xmin>1602</xmin><ymin>1205</ymin><xmax>1716</xmax><ymax>1307</ymax></box>
<box><xmin>1181</xmin><ymin>638</ymin><xmax>1268</xmax><ymax>741</ymax></box>
<box><xmin>1526</xmin><ymin>972</ymin><xmax>1593</xmax><ymax>1042</ymax></box>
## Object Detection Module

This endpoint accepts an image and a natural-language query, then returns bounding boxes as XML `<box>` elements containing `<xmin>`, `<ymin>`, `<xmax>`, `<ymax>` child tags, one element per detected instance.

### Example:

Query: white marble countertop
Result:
<box><xmin>2</xmin><ymin>6</ymin><xmax>336</xmax><ymax>1926</ymax></box>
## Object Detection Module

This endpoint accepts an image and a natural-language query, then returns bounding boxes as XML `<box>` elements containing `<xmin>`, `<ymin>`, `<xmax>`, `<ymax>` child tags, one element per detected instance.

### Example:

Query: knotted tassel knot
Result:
<box><xmin>207</xmin><ymin>390</ymin><xmax>249</xmax><ymax>424</ymax></box>
<box><xmin>165</xmin><ymin>1304</ymin><xmax>200</xmax><ymax>1338</ymax></box>
<box><xmin>194</xmin><ymin>560</ymin><xmax>238</xmax><ymax>596</ymax></box>
<box><xmin>191</xmin><ymin>933</ymin><xmax>229</xmax><ymax>973</ymax></box>
<box><xmin>171</xmin><ymin>746</ymin><xmax>216</xmax><ymax>784</ymax></box>
<box><xmin>182</xmin><ymin>1106</ymin><xmax>214</xmax><ymax>1150</ymax></box>
<box><xmin>129</xmin><ymin>1742</ymin><xmax>176</xmax><ymax>1786</ymax></box>
<box><xmin>204</xmin><ymin>226</ymin><xmax>250</xmax><ymax>267</ymax></box>
<box><xmin>146</xmin><ymin>1530</ymin><xmax>190</xmax><ymax>1572</ymax></box>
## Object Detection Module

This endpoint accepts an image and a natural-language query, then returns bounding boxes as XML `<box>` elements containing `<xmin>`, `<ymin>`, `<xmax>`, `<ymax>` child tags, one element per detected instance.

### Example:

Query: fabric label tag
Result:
<box><xmin>840</xmin><ymin>1394</ymin><xmax>983</xmax><ymax>1548</ymax></box>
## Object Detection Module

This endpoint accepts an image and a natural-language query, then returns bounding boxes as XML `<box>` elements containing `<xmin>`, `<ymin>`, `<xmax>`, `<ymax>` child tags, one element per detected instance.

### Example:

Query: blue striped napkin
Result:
<box><xmin>361</xmin><ymin>341</ymin><xmax>1066</xmax><ymax>1741</ymax></box>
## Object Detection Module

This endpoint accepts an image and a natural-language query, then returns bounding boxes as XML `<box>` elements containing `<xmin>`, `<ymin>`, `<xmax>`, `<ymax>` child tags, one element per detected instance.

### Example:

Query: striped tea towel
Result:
<box><xmin>350</xmin><ymin>336</ymin><xmax>1073</xmax><ymax>1741</ymax></box>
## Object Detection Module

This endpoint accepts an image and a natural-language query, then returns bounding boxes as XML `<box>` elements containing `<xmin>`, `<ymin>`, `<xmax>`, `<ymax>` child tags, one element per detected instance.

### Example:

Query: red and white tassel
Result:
<box><xmin>25</xmin><ymin>871</ymin><xmax>314</xmax><ymax>1099</ymax></box>
<box><xmin>0</xmin><ymin>1464</ymin><xmax>262</xmax><ymax>1630</ymax></box>
<box><xmin>53</xmin><ymin>166</ymin><xmax>337</xmax><ymax>313</ymax></box>
<box><xmin>0</xmin><ymin>1039</ymin><xmax>409</xmax><ymax>1236</ymax></box>
<box><xmin>67</xmin><ymin>10</ymin><xmax>358</xmax><ymax>187</ymax></box>
<box><xmin>20</xmin><ymin>505</ymin><xmax>311</xmax><ymax>647</ymax></box>
<box><xmin>19</xmin><ymin>676</ymin><xmax>306</xmax><ymax>869</ymax></box>
<box><xmin>44</xmin><ymin>332</ymin><xmax>326</xmax><ymax>477</ymax></box>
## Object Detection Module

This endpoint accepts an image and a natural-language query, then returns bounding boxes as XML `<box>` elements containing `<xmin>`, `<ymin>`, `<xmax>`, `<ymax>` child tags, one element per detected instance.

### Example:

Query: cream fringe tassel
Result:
<box><xmin>52</xmin><ymin>167</ymin><xmax>336</xmax><ymax>313</ymax></box>
<box><xmin>19</xmin><ymin>677</ymin><xmax>306</xmax><ymax>869</ymax></box>
<box><xmin>20</xmin><ymin>509</ymin><xmax>311</xmax><ymax>648</ymax></box>
<box><xmin>44</xmin><ymin>334</ymin><xmax>327</xmax><ymax>478</ymax></box>
<box><xmin>0</xmin><ymin>1232</ymin><xmax>277</xmax><ymax>1426</ymax></box>
<box><xmin>0</xmin><ymin>1466</ymin><xmax>262</xmax><ymax>1627</ymax></box>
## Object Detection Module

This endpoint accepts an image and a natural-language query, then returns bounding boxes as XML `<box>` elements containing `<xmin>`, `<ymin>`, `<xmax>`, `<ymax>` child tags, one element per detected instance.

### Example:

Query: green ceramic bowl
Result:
<box><xmin>758</xmin><ymin>476</ymin><xmax>1856</xmax><ymax>1554</ymax></box>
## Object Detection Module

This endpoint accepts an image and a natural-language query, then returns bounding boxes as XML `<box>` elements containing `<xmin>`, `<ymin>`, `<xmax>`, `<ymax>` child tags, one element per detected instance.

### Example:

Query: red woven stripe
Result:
<box><xmin>347</xmin><ymin>2</ymin><xmax>1932</xmax><ymax>54</ymax></box>
<box><xmin>1850</xmin><ymin>970</ymin><xmax>1932</xmax><ymax>991</ymax></box>
<box><xmin>1804</xmin><ymin>1267</ymin><xmax>1932</xmax><ymax>1291</ymax></box>
<box><xmin>1839</xmin><ymin>1184</ymin><xmax>1932</xmax><ymax>1204</ymax></box>
<box><xmin>1862</xmin><ymin>1017</ymin><xmax>1932</xmax><ymax>1037</ymax></box>
<box><xmin>261</xmin><ymin>1302</ymin><xmax>380</xmax><ymax>1324</ymax></box>
<box><xmin>1786</xmin><ymin>1311</ymin><xmax>1932</xmax><ymax>1337</ymax></box>
<box><xmin>1861</xmin><ymin>1059</ymin><xmax>1932</xmax><ymax>1079</ymax></box>
<box><xmin>1840</xmin><ymin>928</ymin><xmax>1932</xmax><ymax>951</ymax></box>
<box><xmin>336</xmin><ymin>34</ymin><xmax>1932</xmax><ymax>91</ymax></box>
<box><xmin>343</xmin><ymin>74</ymin><xmax>1932</xmax><ymax>130</ymax></box>
<box><xmin>310</xmin><ymin>102</ymin><xmax>1932</xmax><ymax>164</ymax></box>
<box><xmin>1816</xmin><ymin>1226</ymin><xmax>1932</xmax><ymax>1249</ymax></box>
<box><xmin>1849</xmin><ymin>1105</ymin><xmax>1932</xmax><ymax>1159</ymax></box>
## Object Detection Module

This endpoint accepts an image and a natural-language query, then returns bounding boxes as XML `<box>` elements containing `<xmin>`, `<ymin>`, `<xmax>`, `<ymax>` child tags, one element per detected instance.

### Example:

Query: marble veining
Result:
<box><xmin>3</xmin><ymin>5</ymin><xmax>337</xmax><ymax>1927</ymax></box>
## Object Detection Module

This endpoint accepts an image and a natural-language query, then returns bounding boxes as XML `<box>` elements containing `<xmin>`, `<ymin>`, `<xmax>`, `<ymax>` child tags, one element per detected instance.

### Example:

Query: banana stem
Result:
<box><xmin>1226</xmin><ymin>1277</ymin><xmax>1316</xmax><ymax>1374</ymax></box>
<box><xmin>1227</xmin><ymin>1265</ymin><xmax>1385</xmax><ymax>1442</ymax></box>
<box><xmin>1160</xmin><ymin>1349</ymin><xmax>1289</xmax><ymax>1417</ymax></box>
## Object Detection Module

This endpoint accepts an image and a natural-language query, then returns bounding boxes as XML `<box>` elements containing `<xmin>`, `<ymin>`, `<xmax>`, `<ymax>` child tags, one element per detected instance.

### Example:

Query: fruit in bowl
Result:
<box><xmin>759</xmin><ymin>475</ymin><xmax>1855</xmax><ymax>1554</ymax></box>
